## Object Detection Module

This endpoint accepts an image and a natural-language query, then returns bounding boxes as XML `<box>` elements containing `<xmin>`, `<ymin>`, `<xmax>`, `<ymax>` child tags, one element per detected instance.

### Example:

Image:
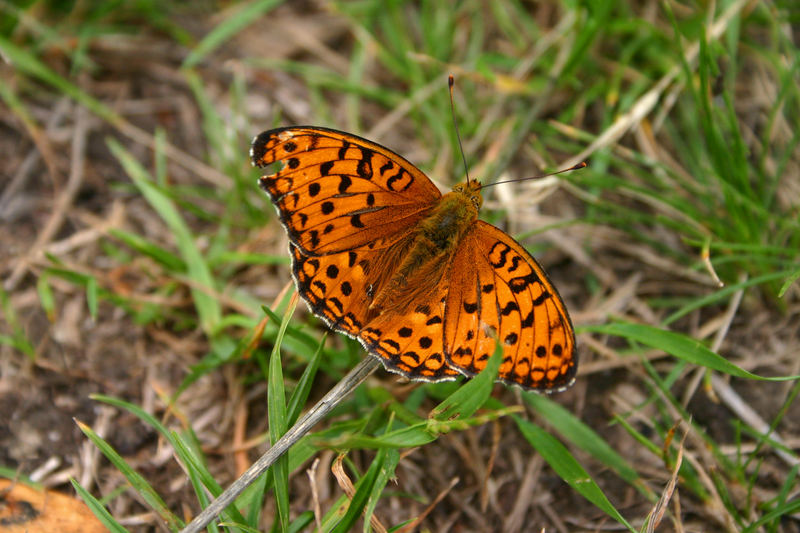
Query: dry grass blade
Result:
<box><xmin>306</xmin><ymin>457</ymin><xmax>323</xmax><ymax>532</ymax></box>
<box><xmin>394</xmin><ymin>476</ymin><xmax>460</xmax><ymax>533</ymax></box>
<box><xmin>645</xmin><ymin>423</ymin><xmax>689</xmax><ymax>533</ymax></box>
<box><xmin>331</xmin><ymin>454</ymin><xmax>388</xmax><ymax>533</ymax></box>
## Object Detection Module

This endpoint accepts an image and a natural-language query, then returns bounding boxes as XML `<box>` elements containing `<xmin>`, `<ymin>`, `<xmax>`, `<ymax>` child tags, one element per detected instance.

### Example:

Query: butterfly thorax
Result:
<box><xmin>370</xmin><ymin>180</ymin><xmax>483</xmax><ymax>313</ymax></box>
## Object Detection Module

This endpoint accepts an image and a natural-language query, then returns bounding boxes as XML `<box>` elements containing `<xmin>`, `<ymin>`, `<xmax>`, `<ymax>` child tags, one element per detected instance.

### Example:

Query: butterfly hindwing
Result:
<box><xmin>290</xmin><ymin>239</ymin><xmax>459</xmax><ymax>382</ymax></box>
<box><xmin>290</xmin><ymin>244</ymin><xmax>371</xmax><ymax>337</ymax></box>
<box><xmin>443</xmin><ymin>221</ymin><xmax>577</xmax><ymax>392</ymax></box>
<box><xmin>252</xmin><ymin>127</ymin><xmax>442</xmax><ymax>256</ymax></box>
<box><xmin>360</xmin><ymin>297</ymin><xmax>459</xmax><ymax>382</ymax></box>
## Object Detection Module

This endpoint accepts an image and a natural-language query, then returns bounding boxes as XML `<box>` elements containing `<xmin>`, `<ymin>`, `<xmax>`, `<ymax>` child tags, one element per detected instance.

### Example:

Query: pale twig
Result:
<box><xmin>179</xmin><ymin>355</ymin><xmax>381</xmax><ymax>533</ymax></box>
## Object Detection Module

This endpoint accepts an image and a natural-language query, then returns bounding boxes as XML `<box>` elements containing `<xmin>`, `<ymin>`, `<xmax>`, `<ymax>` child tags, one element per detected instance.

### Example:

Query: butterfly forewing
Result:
<box><xmin>252</xmin><ymin>127</ymin><xmax>441</xmax><ymax>255</ymax></box>
<box><xmin>444</xmin><ymin>221</ymin><xmax>577</xmax><ymax>391</ymax></box>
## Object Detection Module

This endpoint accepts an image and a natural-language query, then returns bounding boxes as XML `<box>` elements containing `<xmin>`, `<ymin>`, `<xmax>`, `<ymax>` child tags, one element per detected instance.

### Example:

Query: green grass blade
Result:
<box><xmin>86</xmin><ymin>275</ymin><xmax>98</xmax><ymax>320</ymax></box>
<box><xmin>90</xmin><ymin>394</ymin><xmax>246</xmax><ymax>526</ymax></box>
<box><xmin>109</xmin><ymin>228</ymin><xmax>185</xmax><ymax>271</ymax></box>
<box><xmin>0</xmin><ymin>286</ymin><xmax>35</xmax><ymax>358</ymax></box>
<box><xmin>363</xmin><ymin>448</ymin><xmax>399</xmax><ymax>531</ymax></box>
<box><xmin>107</xmin><ymin>138</ymin><xmax>222</xmax><ymax>336</ymax></box>
<box><xmin>584</xmin><ymin>322</ymin><xmax>799</xmax><ymax>381</ymax></box>
<box><xmin>268</xmin><ymin>295</ymin><xmax>298</xmax><ymax>532</ymax></box>
<box><xmin>286</xmin><ymin>333</ymin><xmax>325</xmax><ymax>427</ymax></box>
<box><xmin>663</xmin><ymin>271</ymin><xmax>791</xmax><ymax>325</ymax></box>
<box><xmin>429</xmin><ymin>341</ymin><xmax>502</xmax><ymax>421</ymax></box>
<box><xmin>75</xmin><ymin>420</ymin><xmax>184</xmax><ymax>531</ymax></box>
<box><xmin>182</xmin><ymin>0</ymin><xmax>285</xmax><ymax>69</ymax></box>
<box><xmin>35</xmin><ymin>273</ymin><xmax>55</xmax><ymax>322</ymax></box>
<box><xmin>517</xmin><ymin>395</ymin><xmax>643</xmax><ymax>487</ymax></box>
<box><xmin>70</xmin><ymin>479</ymin><xmax>129</xmax><ymax>533</ymax></box>
<box><xmin>778</xmin><ymin>267</ymin><xmax>800</xmax><ymax>298</ymax></box>
<box><xmin>0</xmin><ymin>34</ymin><xmax>118</xmax><ymax>123</ymax></box>
<box><xmin>514</xmin><ymin>416</ymin><xmax>634</xmax><ymax>532</ymax></box>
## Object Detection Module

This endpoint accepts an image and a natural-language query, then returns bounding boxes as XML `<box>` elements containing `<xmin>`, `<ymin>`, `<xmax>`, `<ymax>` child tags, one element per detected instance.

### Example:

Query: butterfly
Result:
<box><xmin>251</xmin><ymin>126</ymin><xmax>577</xmax><ymax>392</ymax></box>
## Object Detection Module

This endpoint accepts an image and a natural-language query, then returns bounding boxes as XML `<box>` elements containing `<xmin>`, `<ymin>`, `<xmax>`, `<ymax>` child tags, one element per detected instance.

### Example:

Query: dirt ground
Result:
<box><xmin>2</xmin><ymin>2</ymin><xmax>800</xmax><ymax>532</ymax></box>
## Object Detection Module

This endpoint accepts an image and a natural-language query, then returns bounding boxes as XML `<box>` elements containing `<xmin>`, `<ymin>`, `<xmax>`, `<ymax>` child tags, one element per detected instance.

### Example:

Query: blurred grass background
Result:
<box><xmin>1</xmin><ymin>0</ymin><xmax>799</xmax><ymax>531</ymax></box>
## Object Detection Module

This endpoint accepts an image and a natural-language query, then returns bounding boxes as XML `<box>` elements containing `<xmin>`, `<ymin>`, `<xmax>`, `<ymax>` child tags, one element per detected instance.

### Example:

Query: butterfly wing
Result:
<box><xmin>252</xmin><ymin>126</ymin><xmax>442</xmax><ymax>256</ymax></box>
<box><xmin>443</xmin><ymin>221</ymin><xmax>577</xmax><ymax>392</ymax></box>
<box><xmin>290</xmin><ymin>240</ymin><xmax>460</xmax><ymax>382</ymax></box>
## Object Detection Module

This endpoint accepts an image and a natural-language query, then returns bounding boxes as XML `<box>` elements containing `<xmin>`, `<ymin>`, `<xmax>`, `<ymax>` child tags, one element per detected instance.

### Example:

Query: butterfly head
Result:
<box><xmin>452</xmin><ymin>180</ymin><xmax>483</xmax><ymax>211</ymax></box>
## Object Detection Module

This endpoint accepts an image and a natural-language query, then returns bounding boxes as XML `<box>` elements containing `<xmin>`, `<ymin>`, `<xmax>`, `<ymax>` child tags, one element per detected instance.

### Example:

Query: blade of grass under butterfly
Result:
<box><xmin>363</xmin><ymin>447</ymin><xmax>400</xmax><ymax>531</ymax></box>
<box><xmin>268</xmin><ymin>295</ymin><xmax>298</xmax><ymax>532</ymax></box>
<box><xmin>428</xmin><ymin>341</ymin><xmax>503</xmax><ymax>422</ymax></box>
<box><xmin>90</xmin><ymin>394</ymin><xmax>246</xmax><ymax>526</ymax></box>
<box><xmin>286</xmin><ymin>333</ymin><xmax>325</xmax><ymax>427</ymax></box>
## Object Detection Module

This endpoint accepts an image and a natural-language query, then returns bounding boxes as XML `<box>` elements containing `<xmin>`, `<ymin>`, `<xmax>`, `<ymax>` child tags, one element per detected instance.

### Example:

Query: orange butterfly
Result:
<box><xmin>252</xmin><ymin>126</ymin><xmax>577</xmax><ymax>392</ymax></box>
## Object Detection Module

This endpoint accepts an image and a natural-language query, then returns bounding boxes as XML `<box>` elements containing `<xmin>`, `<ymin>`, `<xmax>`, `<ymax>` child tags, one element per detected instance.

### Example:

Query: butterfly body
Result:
<box><xmin>373</xmin><ymin>181</ymin><xmax>481</xmax><ymax>313</ymax></box>
<box><xmin>252</xmin><ymin>126</ymin><xmax>577</xmax><ymax>392</ymax></box>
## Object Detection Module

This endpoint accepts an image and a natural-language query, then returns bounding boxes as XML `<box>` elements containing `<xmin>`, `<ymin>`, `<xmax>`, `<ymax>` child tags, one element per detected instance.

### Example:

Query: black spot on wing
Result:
<box><xmin>426</xmin><ymin>315</ymin><xmax>442</xmax><ymax>325</ymax></box>
<box><xmin>532</xmin><ymin>290</ymin><xmax>551</xmax><ymax>306</ymax></box>
<box><xmin>308</xmin><ymin>230</ymin><xmax>320</xmax><ymax>248</ymax></box>
<box><xmin>521</xmin><ymin>311</ymin><xmax>534</xmax><ymax>328</ymax></box>
<box><xmin>338</xmin><ymin>175</ymin><xmax>352</xmax><ymax>193</ymax></box>
<box><xmin>338</xmin><ymin>140</ymin><xmax>350</xmax><ymax>161</ymax></box>
<box><xmin>357</xmin><ymin>148</ymin><xmax>373</xmax><ymax>179</ymax></box>
<box><xmin>500</xmin><ymin>301</ymin><xmax>519</xmax><ymax>315</ymax></box>
<box><xmin>488</xmin><ymin>242</ymin><xmax>510</xmax><ymax>268</ymax></box>
<box><xmin>509</xmin><ymin>273</ymin><xmax>540</xmax><ymax>293</ymax></box>
<box><xmin>379</xmin><ymin>161</ymin><xmax>393</xmax><ymax>174</ymax></box>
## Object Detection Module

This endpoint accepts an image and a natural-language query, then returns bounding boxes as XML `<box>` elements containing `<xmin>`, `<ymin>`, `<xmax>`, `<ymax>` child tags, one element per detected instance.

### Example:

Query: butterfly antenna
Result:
<box><xmin>448</xmin><ymin>75</ymin><xmax>472</xmax><ymax>184</ymax></box>
<box><xmin>482</xmin><ymin>161</ymin><xmax>587</xmax><ymax>188</ymax></box>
